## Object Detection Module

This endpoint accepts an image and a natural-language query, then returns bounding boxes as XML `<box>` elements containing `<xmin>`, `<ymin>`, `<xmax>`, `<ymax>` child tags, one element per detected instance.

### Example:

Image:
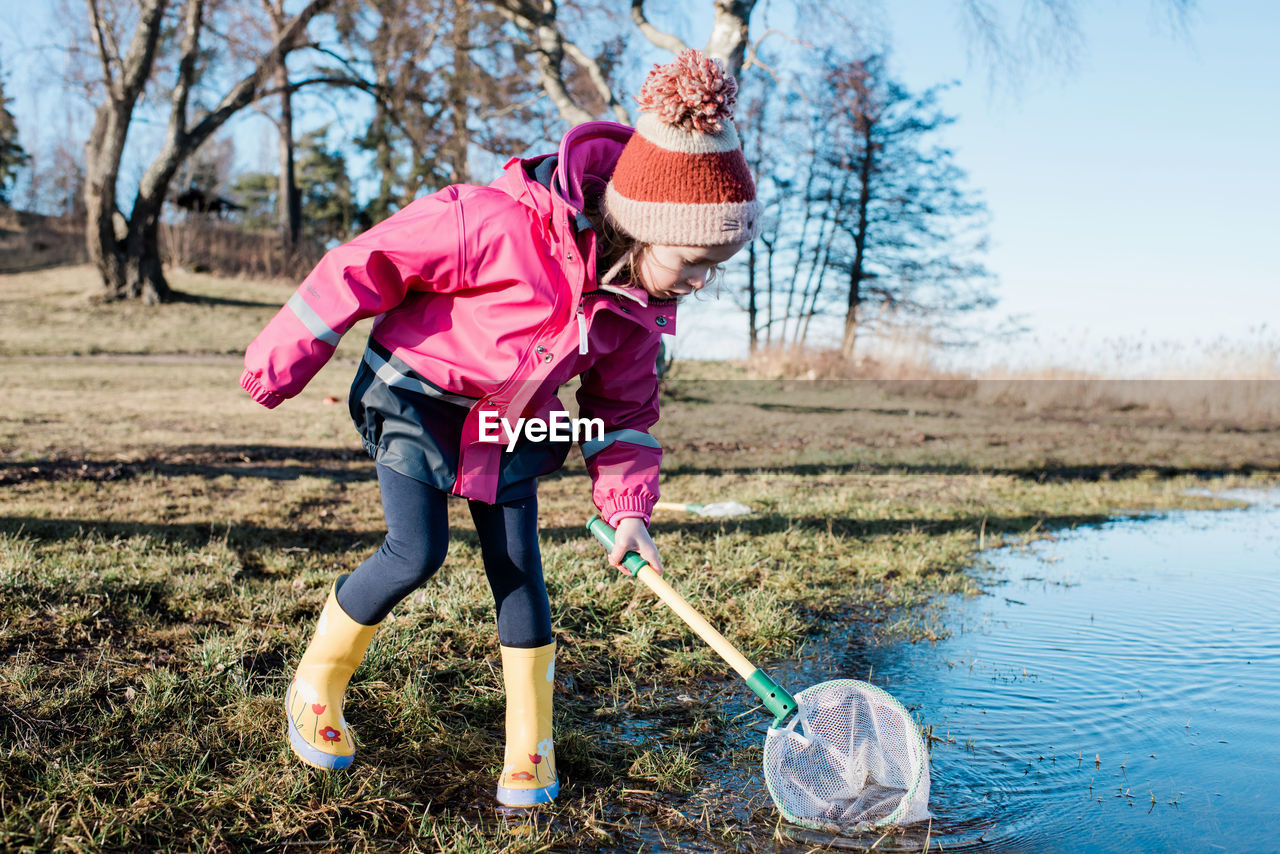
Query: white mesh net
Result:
<box><xmin>696</xmin><ymin>501</ymin><xmax>752</xmax><ymax>517</ymax></box>
<box><xmin>763</xmin><ymin>679</ymin><xmax>930</xmax><ymax>832</ymax></box>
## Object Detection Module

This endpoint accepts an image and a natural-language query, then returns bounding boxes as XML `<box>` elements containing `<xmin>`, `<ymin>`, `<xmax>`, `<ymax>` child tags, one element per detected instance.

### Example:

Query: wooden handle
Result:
<box><xmin>634</xmin><ymin>564</ymin><xmax>757</xmax><ymax>680</ymax></box>
<box><xmin>584</xmin><ymin>515</ymin><xmax>799</xmax><ymax>724</ymax></box>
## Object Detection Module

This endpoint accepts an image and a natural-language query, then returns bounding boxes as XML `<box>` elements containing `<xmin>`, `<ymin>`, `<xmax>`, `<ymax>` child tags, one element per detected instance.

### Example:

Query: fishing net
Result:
<box><xmin>696</xmin><ymin>501</ymin><xmax>752</xmax><ymax>517</ymax></box>
<box><xmin>763</xmin><ymin>679</ymin><xmax>930</xmax><ymax>832</ymax></box>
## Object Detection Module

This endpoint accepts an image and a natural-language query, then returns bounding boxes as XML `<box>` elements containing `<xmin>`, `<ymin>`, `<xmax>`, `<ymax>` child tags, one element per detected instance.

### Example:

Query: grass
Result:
<box><xmin>0</xmin><ymin>264</ymin><xmax>306</xmax><ymax>358</ymax></box>
<box><xmin>1</xmin><ymin>266</ymin><xmax>1278</xmax><ymax>851</ymax></box>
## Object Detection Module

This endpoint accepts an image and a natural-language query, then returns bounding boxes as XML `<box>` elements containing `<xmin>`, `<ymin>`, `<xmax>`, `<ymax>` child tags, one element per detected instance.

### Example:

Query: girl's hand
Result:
<box><xmin>608</xmin><ymin>516</ymin><xmax>663</xmax><ymax>575</ymax></box>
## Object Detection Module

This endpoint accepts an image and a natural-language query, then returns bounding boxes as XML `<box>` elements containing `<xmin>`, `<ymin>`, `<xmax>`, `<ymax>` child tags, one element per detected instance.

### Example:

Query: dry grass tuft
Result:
<box><xmin>965</xmin><ymin>379</ymin><xmax>1280</xmax><ymax>425</ymax></box>
<box><xmin>734</xmin><ymin>334</ymin><xmax>1280</xmax><ymax>427</ymax></box>
<box><xmin>743</xmin><ymin>344</ymin><xmax>964</xmax><ymax>381</ymax></box>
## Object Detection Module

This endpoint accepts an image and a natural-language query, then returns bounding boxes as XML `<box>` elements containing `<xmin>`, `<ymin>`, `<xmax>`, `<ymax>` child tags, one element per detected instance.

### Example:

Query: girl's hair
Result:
<box><xmin>583</xmin><ymin>192</ymin><xmax>725</xmax><ymax>297</ymax></box>
<box><xmin>583</xmin><ymin>193</ymin><xmax>645</xmax><ymax>287</ymax></box>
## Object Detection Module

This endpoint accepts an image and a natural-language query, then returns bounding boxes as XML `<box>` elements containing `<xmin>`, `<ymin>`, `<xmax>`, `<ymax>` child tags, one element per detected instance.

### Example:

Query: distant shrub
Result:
<box><xmin>160</xmin><ymin>219</ymin><xmax>321</xmax><ymax>281</ymax></box>
<box><xmin>0</xmin><ymin>208</ymin><xmax>87</xmax><ymax>273</ymax></box>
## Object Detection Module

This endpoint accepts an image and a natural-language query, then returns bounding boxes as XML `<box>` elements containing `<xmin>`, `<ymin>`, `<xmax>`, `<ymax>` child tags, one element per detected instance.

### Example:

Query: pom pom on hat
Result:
<box><xmin>635</xmin><ymin>50</ymin><xmax>739</xmax><ymax>134</ymax></box>
<box><xmin>604</xmin><ymin>49</ymin><xmax>761</xmax><ymax>247</ymax></box>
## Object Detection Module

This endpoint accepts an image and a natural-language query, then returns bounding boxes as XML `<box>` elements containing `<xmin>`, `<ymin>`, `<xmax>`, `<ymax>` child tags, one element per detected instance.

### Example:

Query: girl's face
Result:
<box><xmin>634</xmin><ymin>241</ymin><xmax>747</xmax><ymax>300</ymax></box>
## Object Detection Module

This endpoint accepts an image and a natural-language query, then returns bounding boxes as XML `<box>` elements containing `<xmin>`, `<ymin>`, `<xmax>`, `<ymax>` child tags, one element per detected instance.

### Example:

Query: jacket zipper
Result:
<box><xmin>577</xmin><ymin>303</ymin><xmax>588</xmax><ymax>355</ymax></box>
<box><xmin>455</xmin><ymin>226</ymin><xmax>571</xmax><ymax>499</ymax></box>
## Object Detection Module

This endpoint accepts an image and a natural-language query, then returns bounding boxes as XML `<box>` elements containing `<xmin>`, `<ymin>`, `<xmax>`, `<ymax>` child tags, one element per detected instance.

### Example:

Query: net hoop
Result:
<box><xmin>762</xmin><ymin>678</ymin><xmax>929</xmax><ymax>832</ymax></box>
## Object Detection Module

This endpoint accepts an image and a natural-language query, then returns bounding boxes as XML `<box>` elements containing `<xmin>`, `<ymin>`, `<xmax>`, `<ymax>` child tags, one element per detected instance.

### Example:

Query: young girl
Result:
<box><xmin>241</xmin><ymin>49</ymin><xmax>760</xmax><ymax>806</ymax></box>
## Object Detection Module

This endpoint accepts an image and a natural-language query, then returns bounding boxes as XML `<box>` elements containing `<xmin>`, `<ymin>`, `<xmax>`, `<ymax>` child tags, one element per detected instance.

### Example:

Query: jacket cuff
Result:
<box><xmin>607</xmin><ymin>510</ymin><xmax>649</xmax><ymax>527</ymax></box>
<box><xmin>601</xmin><ymin>494</ymin><xmax>655</xmax><ymax>528</ymax></box>
<box><xmin>241</xmin><ymin>368</ymin><xmax>285</xmax><ymax>409</ymax></box>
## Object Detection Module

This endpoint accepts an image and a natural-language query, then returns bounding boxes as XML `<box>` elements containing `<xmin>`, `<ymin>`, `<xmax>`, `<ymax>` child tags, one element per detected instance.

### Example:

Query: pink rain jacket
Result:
<box><xmin>241</xmin><ymin>122</ymin><xmax>672</xmax><ymax>525</ymax></box>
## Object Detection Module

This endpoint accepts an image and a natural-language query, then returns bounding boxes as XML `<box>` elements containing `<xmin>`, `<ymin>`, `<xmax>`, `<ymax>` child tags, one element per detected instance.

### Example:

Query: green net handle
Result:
<box><xmin>586</xmin><ymin>515</ymin><xmax>652</xmax><ymax>577</ymax></box>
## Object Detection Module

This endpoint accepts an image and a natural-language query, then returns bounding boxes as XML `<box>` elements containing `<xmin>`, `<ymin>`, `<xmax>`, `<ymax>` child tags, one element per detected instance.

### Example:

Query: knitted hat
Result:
<box><xmin>604</xmin><ymin>50</ymin><xmax>761</xmax><ymax>247</ymax></box>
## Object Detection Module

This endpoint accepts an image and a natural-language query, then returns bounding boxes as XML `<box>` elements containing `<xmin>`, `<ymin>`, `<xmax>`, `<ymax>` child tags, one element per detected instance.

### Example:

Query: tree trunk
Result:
<box><xmin>763</xmin><ymin>233</ymin><xmax>775</xmax><ymax>346</ymax></box>
<box><xmin>447</xmin><ymin>0</ymin><xmax>471</xmax><ymax>185</ymax></box>
<box><xmin>840</xmin><ymin>286</ymin><xmax>860</xmax><ymax>359</ymax></box>
<box><xmin>83</xmin><ymin>0</ymin><xmax>329</xmax><ymax>302</ymax></box>
<box><xmin>127</xmin><ymin>124</ymin><xmax>196</xmax><ymax>302</ymax></box>
<box><xmin>371</xmin><ymin>107</ymin><xmax>396</xmax><ymax>219</ymax></box>
<box><xmin>266</xmin><ymin>0</ymin><xmax>301</xmax><ymax>255</ymax></box>
<box><xmin>366</xmin><ymin>9</ymin><xmax>396</xmax><ymax>222</ymax></box>
<box><xmin>841</xmin><ymin>121</ymin><xmax>876</xmax><ymax>361</ymax></box>
<box><xmin>124</xmin><ymin>195</ymin><xmax>168</xmax><ymax>303</ymax></box>
<box><xmin>277</xmin><ymin>63</ymin><xmax>300</xmax><ymax>252</ymax></box>
<box><xmin>85</xmin><ymin>118</ymin><xmax>171</xmax><ymax>303</ymax></box>
<box><xmin>746</xmin><ymin>236</ymin><xmax>758</xmax><ymax>353</ymax></box>
<box><xmin>705</xmin><ymin>0</ymin><xmax>757</xmax><ymax>77</ymax></box>
<box><xmin>83</xmin><ymin>0</ymin><xmax>170</xmax><ymax>300</ymax></box>
<box><xmin>84</xmin><ymin>108</ymin><xmax>128</xmax><ymax>298</ymax></box>
<box><xmin>799</xmin><ymin>165</ymin><xmax>855</xmax><ymax>344</ymax></box>
<box><xmin>781</xmin><ymin>128</ymin><xmax>820</xmax><ymax>345</ymax></box>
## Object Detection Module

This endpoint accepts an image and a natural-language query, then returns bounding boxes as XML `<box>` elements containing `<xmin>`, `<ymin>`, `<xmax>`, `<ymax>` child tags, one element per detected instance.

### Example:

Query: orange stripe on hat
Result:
<box><xmin>609</xmin><ymin>134</ymin><xmax>756</xmax><ymax>205</ymax></box>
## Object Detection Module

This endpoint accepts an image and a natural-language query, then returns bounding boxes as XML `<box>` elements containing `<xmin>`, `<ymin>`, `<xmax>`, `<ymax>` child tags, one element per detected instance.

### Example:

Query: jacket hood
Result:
<box><xmin>493</xmin><ymin>121</ymin><xmax>634</xmax><ymax>218</ymax></box>
<box><xmin>552</xmin><ymin>121</ymin><xmax>634</xmax><ymax>211</ymax></box>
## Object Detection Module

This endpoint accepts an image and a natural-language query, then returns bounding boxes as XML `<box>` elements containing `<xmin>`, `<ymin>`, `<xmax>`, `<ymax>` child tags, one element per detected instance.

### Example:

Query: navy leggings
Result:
<box><xmin>335</xmin><ymin>463</ymin><xmax>552</xmax><ymax>648</ymax></box>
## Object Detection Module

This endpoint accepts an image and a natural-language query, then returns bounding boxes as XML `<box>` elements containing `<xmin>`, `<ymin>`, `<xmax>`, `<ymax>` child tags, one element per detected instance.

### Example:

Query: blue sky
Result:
<box><xmin>654</xmin><ymin>1</ymin><xmax>1280</xmax><ymax>369</ymax></box>
<box><xmin>868</xmin><ymin>0</ymin><xmax>1280</xmax><ymax>369</ymax></box>
<box><xmin>3</xmin><ymin>1</ymin><xmax>1276</xmax><ymax>371</ymax></box>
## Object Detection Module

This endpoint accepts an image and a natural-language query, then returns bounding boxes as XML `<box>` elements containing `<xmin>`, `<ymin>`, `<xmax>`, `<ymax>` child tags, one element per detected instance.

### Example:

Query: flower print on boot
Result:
<box><xmin>285</xmin><ymin>581</ymin><xmax>380</xmax><ymax>770</ymax></box>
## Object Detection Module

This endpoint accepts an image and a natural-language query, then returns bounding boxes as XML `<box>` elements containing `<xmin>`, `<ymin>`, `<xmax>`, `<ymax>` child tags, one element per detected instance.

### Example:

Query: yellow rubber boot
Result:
<box><xmin>284</xmin><ymin>583</ymin><xmax>379</xmax><ymax>770</ymax></box>
<box><xmin>496</xmin><ymin>641</ymin><xmax>559</xmax><ymax>805</ymax></box>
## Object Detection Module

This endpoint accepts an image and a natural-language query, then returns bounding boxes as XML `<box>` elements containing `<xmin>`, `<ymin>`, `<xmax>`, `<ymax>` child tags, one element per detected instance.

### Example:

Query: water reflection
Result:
<box><xmin>761</xmin><ymin>490</ymin><xmax>1280</xmax><ymax>852</ymax></box>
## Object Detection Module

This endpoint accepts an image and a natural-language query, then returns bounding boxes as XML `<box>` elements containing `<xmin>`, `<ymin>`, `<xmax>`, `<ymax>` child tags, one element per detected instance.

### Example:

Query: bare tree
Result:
<box><xmin>83</xmin><ymin>0</ymin><xmax>167</xmax><ymax>300</ymax></box>
<box><xmin>730</xmin><ymin>46</ymin><xmax>999</xmax><ymax>358</ymax></box>
<box><xmin>218</xmin><ymin>0</ymin><xmax>551</xmax><ymax>245</ymax></box>
<box><xmin>495</xmin><ymin>0</ymin><xmax>1197</xmax><ymax>152</ymax></box>
<box><xmin>488</xmin><ymin>0</ymin><xmax>631</xmax><ymax>125</ymax></box>
<box><xmin>491</xmin><ymin>0</ymin><xmax>762</xmax><ymax>127</ymax></box>
<box><xmin>953</xmin><ymin>0</ymin><xmax>1196</xmax><ymax>87</ymax></box>
<box><xmin>749</xmin><ymin>52</ymin><xmax>994</xmax><ymax>357</ymax></box>
<box><xmin>263</xmin><ymin>0</ymin><xmax>304</xmax><ymax>253</ymax></box>
<box><xmin>83</xmin><ymin>0</ymin><xmax>330</xmax><ymax>302</ymax></box>
<box><xmin>338</xmin><ymin>0</ymin><xmax>452</xmax><ymax>218</ymax></box>
<box><xmin>629</xmin><ymin>0</ymin><xmax>759</xmax><ymax>77</ymax></box>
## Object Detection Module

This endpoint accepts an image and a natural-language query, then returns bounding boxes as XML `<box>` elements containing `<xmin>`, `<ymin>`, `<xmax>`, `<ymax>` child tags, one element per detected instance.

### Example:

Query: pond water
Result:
<box><xmin>761</xmin><ymin>490</ymin><xmax>1280</xmax><ymax>852</ymax></box>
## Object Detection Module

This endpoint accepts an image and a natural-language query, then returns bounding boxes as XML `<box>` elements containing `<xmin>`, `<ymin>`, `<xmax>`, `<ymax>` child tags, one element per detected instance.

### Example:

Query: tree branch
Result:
<box><xmin>705</xmin><ymin>0</ymin><xmax>758</xmax><ymax>77</ymax></box>
<box><xmin>86</xmin><ymin>0</ymin><xmax>122</xmax><ymax>101</ymax></box>
<box><xmin>302</xmin><ymin>43</ymin><xmax>387</xmax><ymax>92</ymax></box>
<box><xmin>630</xmin><ymin>0</ymin><xmax>689</xmax><ymax>54</ymax></box>
<box><xmin>491</xmin><ymin>0</ymin><xmax>594</xmax><ymax>126</ymax></box>
<box><xmin>256</xmin><ymin>73</ymin><xmax>380</xmax><ymax>100</ymax></box>
<box><xmin>741</xmin><ymin>27</ymin><xmax>789</xmax><ymax>81</ymax></box>
<box><xmin>184</xmin><ymin>0</ymin><xmax>332</xmax><ymax>150</ymax></box>
<box><xmin>119</xmin><ymin>0</ymin><xmax>170</xmax><ymax>99</ymax></box>
<box><xmin>476</xmin><ymin>90</ymin><xmax>548</xmax><ymax>121</ymax></box>
<box><xmin>560</xmin><ymin>40</ymin><xmax>629</xmax><ymax>123</ymax></box>
<box><xmin>168</xmin><ymin>0</ymin><xmax>205</xmax><ymax>144</ymax></box>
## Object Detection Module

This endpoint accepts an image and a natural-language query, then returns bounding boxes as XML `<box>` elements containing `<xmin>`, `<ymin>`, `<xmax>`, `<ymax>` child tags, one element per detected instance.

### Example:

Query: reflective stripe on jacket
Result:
<box><xmin>241</xmin><ymin>121</ymin><xmax>672</xmax><ymax>523</ymax></box>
